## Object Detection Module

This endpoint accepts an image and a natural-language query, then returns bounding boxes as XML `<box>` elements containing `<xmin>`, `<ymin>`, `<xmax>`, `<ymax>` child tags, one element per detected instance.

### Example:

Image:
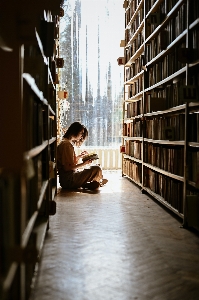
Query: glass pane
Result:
<box><xmin>59</xmin><ymin>0</ymin><xmax>124</xmax><ymax>147</ymax></box>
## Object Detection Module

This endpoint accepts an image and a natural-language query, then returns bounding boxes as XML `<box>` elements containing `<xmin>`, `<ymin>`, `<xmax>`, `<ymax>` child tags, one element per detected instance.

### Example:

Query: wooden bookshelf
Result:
<box><xmin>0</xmin><ymin>1</ymin><xmax>63</xmax><ymax>299</ymax></box>
<box><xmin>121</xmin><ymin>0</ymin><xmax>199</xmax><ymax>230</ymax></box>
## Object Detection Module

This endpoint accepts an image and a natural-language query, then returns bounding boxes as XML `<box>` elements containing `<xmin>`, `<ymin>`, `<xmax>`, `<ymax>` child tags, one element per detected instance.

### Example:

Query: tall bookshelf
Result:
<box><xmin>121</xmin><ymin>0</ymin><xmax>199</xmax><ymax>230</ymax></box>
<box><xmin>0</xmin><ymin>1</ymin><xmax>63</xmax><ymax>299</ymax></box>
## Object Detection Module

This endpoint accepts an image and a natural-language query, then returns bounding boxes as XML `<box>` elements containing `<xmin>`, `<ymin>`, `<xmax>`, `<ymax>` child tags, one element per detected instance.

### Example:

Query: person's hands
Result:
<box><xmin>80</xmin><ymin>151</ymin><xmax>89</xmax><ymax>157</ymax></box>
<box><xmin>83</xmin><ymin>159</ymin><xmax>92</xmax><ymax>165</ymax></box>
<box><xmin>76</xmin><ymin>151</ymin><xmax>89</xmax><ymax>162</ymax></box>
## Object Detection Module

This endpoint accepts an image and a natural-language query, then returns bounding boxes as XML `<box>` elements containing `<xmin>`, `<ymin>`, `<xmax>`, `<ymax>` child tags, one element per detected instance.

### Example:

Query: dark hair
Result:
<box><xmin>82</xmin><ymin>127</ymin><xmax>88</xmax><ymax>139</ymax></box>
<box><xmin>63</xmin><ymin>122</ymin><xmax>87</xmax><ymax>139</ymax></box>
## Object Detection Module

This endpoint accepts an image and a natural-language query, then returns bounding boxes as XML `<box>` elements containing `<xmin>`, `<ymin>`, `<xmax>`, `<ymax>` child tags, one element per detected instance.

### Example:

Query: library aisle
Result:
<box><xmin>30</xmin><ymin>171</ymin><xmax>199</xmax><ymax>300</ymax></box>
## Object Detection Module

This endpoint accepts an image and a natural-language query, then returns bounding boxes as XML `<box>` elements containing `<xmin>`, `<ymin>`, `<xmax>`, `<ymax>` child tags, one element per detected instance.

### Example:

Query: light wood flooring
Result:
<box><xmin>30</xmin><ymin>170</ymin><xmax>199</xmax><ymax>300</ymax></box>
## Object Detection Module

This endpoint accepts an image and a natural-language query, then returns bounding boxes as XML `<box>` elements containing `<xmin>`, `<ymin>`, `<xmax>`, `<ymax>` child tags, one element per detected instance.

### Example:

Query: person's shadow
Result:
<box><xmin>57</xmin><ymin>187</ymin><xmax>100</xmax><ymax>195</ymax></box>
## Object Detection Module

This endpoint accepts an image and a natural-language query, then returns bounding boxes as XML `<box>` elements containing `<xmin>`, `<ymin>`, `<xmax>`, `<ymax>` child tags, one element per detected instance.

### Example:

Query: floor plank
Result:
<box><xmin>30</xmin><ymin>170</ymin><xmax>199</xmax><ymax>300</ymax></box>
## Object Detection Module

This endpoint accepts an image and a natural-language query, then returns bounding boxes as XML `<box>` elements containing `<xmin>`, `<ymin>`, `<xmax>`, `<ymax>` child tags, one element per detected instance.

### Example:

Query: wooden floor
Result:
<box><xmin>30</xmin><ymin>170</ymin><xmax>199</xmax><ymax>300</ymax></box>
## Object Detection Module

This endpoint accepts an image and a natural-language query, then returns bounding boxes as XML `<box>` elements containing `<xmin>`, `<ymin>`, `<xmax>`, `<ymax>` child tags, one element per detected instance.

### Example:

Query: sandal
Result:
<box><xmin>100</xmin><ymin>178</ymin><xmax>108</xmax><ymax>186</ymax></box>
<box><xmin>82</xmin><ymin>181</ymin><xmax>100</xmax><ymax>190</ymax></box>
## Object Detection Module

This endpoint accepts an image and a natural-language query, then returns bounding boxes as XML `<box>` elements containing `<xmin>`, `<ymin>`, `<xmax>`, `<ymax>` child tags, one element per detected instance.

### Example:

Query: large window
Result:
<box><xmin>59</xmin><ymin>0</ymin><xmax>124</xmax><ymax>147</ymax></box>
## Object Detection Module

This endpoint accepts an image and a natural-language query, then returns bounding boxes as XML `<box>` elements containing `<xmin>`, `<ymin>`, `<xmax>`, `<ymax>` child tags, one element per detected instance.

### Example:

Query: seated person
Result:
<box><xmin>57</xmin><ymin>121</ymin><xmax>107</xmax><ymax>190</ymax></box>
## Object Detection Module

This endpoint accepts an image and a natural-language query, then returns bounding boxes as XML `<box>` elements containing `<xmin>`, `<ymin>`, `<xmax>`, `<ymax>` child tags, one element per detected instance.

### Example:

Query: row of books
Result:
<box><xmin>145</xmin><ymin>115</ymin><xmax>185</xmax><ymax>141</ymax></box>
<box><xmin>145</xmin><ymin>32</ymin><xmax>167</xmax><ymax>64</ymax></box>
<box><xmin>144</xmin><ymin>143</ymin><xmax>184</xmax><ymax>176</ymax></box>
<box><xmin>124</xmin><ymin>143</ymin><xmax>199</xmax><ymax>179</ymax></box>
<box><xmin>125</xmin><ymin>4</ymin><xmax>144</xmax><ymax>29</ymax></box>
<box><xmin>1</xmin><ymin>165</ymin><xmax>50</xmax><ymax>275</ymax></box>
<box><xmin>123</xmin><ymin>158</ymin><xmax>142</xmax><ymax>183</ymax></box>
<box><xmin>25</xmin><ymin>93</ymin><xmax>45</xmax><ymax>150</ymax></box>
<box><xmin>145</xmin><ymin>95</ymin><xmax>168</xmax><ymax>113</ymax></box>
<box><xmin>128</xmin><ymin>9</ymin><xmax>197</xmax><ymax>68</ymax></box>
<box><xmin>125</xmin><ymin>77</ymin><xmax>198</xmax><ymax>109</ymax></box>
<box><xmin>187</xmin><ymin>151</ymin><xmax>199</xmax><ymax>184</ymax></box>
<box><xmin>125</xmin><ymin>85</ymin><xmax>181</xmax><ymax>110</ymax></box>
<box><xmin>123</xmin><ymin>141</ymin><xmax>185</xmax><ymax>177</ymax></box>
<box><xmin>149</xmin><ymin>82</ymin><xmax>198</xmax><ymax>108</ymax></box>
<box><xmin>0</xmin><ymin>171</ymin><xmax>20</xmax><ymax>274</ymax></box>
<box><xmin>125</xmin><ymin>4</ymin><xmax>188</xmax><ymax>58</ymax></box>
<box><xmin>125</xmin><ymin>56</ymin><xmax>144</xmax><ymax>81</ymax></box>
<box><xmin>191</xmin><ymin>28</ymin><xmax>199</xmax><ymax>61</ymax></box>
<box><xmin>24</xmin><ymin>53</ymin><xmax>46</xmax><ymax>92</ymax></box>
<box><xmin>143</xmin><ymin>167</ymin><xmax>183</xmax><ymax>213</ymax></box>
<box><xmin>129</xmin><ymin>8</ymin><xmax>144</xmax><ymax>36</ymax></box>
<box><xmin>26</xmin><ymin>153</ymin><xmax>44</xmax><ymax>219</ymax></box>
<box><xmin>146</xmin><ymin>11</ymin><xmax>162</xmax><ymax>39</ymax></box>
<box><xmin>190</xmin><ymin>71</ymin><xmax>199</xmax><ymax>87</ymax></box>
<box><xmin>158</xmin><ymin>0</ymin><xmax>177</xmax><ymax>17</ymax></box>
<box><xmin>125</xmin><ymin>81</ymin><xmax>198</xmax><ymax>116</ymax></box>
<box><xmin>145</xmin><ymin>0</ymin><xmax>158</xmax><ymax>15</ymax></box>
<box><xmin>145</xmin><ymin>3</ymin><xmax>186</xmax><ymax>40</ymax></box>
<box><xmin>125</xmin><ymin>30</ymin><xmax>144</xmax><ymax>60</ymax></box>
<box><xmin>188</xmin><ymin>113</ymin><xmax>199</xmax><ymax>143</ymax></box>
<box><xmin>124</xmin><ymin>114</ymin><xmax>185</xmax><ymax>141</ymax></box>
<box><xmin>0</xmin><ymin>2</ymin><xmax>60</xmax><ymax>297</ymax></box>
<box><xmin>161</xmin><ymin>4</ymin><xmax>186</xmax><ymax>43</ymax></box>
<box><xmin>125</xmin><ymin>4</ymin><xmax>133</xmax><ymax>27</ymax></box>
<box><xmin>167</xmin><ymin>4</ymin><xmax>186</xmax><ymax>40</ymax></box>
<box><xmin>24</xmin><ymin>88</ymin><xmax>56</xmax><ymax>151</ymax></box>
<box><xmin>126</xmin><ymin>77</ymin><xmax>143</xmax><ymax>98</ymax></box>
<box><xmin>125</xmin><ymin>100</ymin><xmax>142</xmax><ymax>118</ymax></box>
<box><xmin>125</xmin><ymin>140</ymin><xmax>142</xmax><ymax>159</ymax></box>
<box><xmin>48</xmin><ymin>84</ymin><xmax>56</xmax><ymax>111</ymax></box>
<box><xmin>130</xmin><ymin>0</ymin><xmax>142</xmax><ymax>13</ymax></box>
<box><xmin>145</xmin><ymin>26</ymin><xmax>186</xmax><ymax>66</ymax></box>
<box><xmin>40</xmin><ymin>19</ymin><xmax>58</xmax><ymax>58</ymax></box>
<box><xmin>145</xmin><ymin>0</ymin><xmax>179</xmax><ymax>20</ymax></box>
<box><xmin>190</xmin><ymin>0</ymin><xmax>199</xmax><ymax>23</ymax></box>
<box><xmin>123</xmin><ymin>121</ymin><xmax>142</xmax><ymax>137</ymax></box>
<box><xmin>125</xmin><ymin>106</ymin><xmax>198</xmax><ymax>143</ymax></box>
<box><xmin>122</xmin><ymin>156</ymin><xmax>183</xmax><ymax>213</ymax></box>
<box><xmin>145</xmin><ymin>81</ymin><xmax>184</xmax><ymax>109</ymax></box>
<box><xmin>147</xmin><ymin>50</ymin><xmax>186</xmax><ymax>87</ymax></box>
<box><xmin>49</xmin><ymin>116</ymin><xmax>56</xmax><ymax>138</ymax></box>
<box><xmin>126</xmin><ymin>0</ymin><xmax>142</xmax><ymax>15</ymax></box>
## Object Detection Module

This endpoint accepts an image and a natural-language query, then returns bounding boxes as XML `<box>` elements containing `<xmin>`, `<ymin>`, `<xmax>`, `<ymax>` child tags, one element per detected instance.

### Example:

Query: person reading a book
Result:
<box><xmin>57</xmin><ymin>121</ymin><xmax>107</xmax><ymax>190</ymax></box>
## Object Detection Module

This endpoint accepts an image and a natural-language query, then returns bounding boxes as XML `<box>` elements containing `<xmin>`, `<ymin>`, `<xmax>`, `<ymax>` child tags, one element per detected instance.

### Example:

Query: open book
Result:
<box><xmin>82</xmin><ymin>153</ymin><xmax>99</xmax><ymax>162</ymax></box>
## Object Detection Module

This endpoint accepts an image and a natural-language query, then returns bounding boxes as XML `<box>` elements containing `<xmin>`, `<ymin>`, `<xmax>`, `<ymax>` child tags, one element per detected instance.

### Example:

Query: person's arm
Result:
<box><xmin>61</xmin><ymin>143</ymin><xmax>91</xmax><ymax>171</ymax></box>
<box><xmin>74</xmin><ymin>151</ymin><xmax>89</xmax><ymax>164</ymax></box>
<box><xmin>72</xmin><ymin>159</ymin><xmax>92</xmax><ymax>170</ymax></box>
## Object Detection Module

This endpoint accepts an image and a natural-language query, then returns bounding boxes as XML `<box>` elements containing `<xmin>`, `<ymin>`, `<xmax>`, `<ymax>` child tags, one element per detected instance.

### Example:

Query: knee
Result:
<box><xmin>90</xmin><ymin>165</ymin><xmax>101</xmax><ymax>174</ymax></box>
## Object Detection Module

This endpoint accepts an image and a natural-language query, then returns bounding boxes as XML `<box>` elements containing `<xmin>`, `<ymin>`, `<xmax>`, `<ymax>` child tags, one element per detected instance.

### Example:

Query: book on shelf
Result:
<box><xmin>148</xmin><ymin>11</ymin><xmax>161</xmax><ymax>26</ymax></box>
<box><xmin>143</xmin><ymin>167</ymin><xmax>183</xmax><ymax>213</ymax></box>
<box><xmin>163</xmin><ymin>126</ymin><xmax>175</xmax><ymax>141</ymax></box>
<box><xmin>125</xmin><ymin>140</ymin><xmax>130</xmax><ymax>155</ymax></box>
<box><xmin>145</xmin><ymin>96</ymin><xmax>167</xmax><ymax>113</ymax></box>
<box><xmin>122</xmin><ymin>158</ymin><xmax>142</xmax><ymax>183</ymax></box>
<box><xmin>24</xmin><ymin>55</ymin><xmax>45</xmax><ymax>92</ymax></box>
<box><xmin>177</xmin><ymin>48</ymin><xmax>192</xmax><ymax>64</ymax></box>
<box><xmin>186</xmin><ymin>195</ymin><xmax>199</xmax><ymax>228</ymax></box>
<box><xmin>129</xmin><ymin>141</ymin><xmax>134</xmax><ymax>157</ymax></box>
<box><xmin>158</xmin><ymin>30</ymin><xmax>168</xmax><ymax>51</ymax></box>
<box><xmin>40</xmin><ymin>20</ymin><xmax>55</xmax><ymax>57</ymax></box>
<box><xmin>187</xmin><ymin>151</ymin><xmax>199</xmax><ymax>185</ymax></box>
<box><xmin>179</xmin><ymin>85</ymin><xmax>198</xmax><ymax>103</ymax></box>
